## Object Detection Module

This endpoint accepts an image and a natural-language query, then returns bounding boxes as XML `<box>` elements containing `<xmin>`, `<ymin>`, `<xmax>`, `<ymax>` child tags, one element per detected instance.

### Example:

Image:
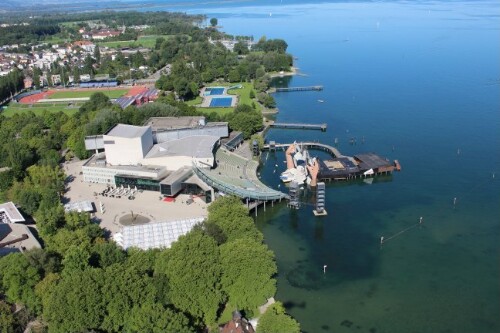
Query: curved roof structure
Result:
<box><xmin>192</xmin><ymin>149</ymin><xmax>287</xmax><ymax>201</ymax></box>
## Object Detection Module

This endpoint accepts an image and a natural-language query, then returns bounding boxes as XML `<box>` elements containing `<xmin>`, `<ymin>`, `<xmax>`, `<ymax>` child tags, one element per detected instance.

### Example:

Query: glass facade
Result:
<box><xmin>115</xmin><ymin>175</ymin><xmax>160</xmax><ymax>192</ymax></box>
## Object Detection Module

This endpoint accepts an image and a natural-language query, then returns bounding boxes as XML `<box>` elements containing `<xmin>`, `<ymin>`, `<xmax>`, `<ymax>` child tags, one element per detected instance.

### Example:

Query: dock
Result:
<box><xmin>262</xmin><ymin>141</ymin><xmax>342</xmax><ymax>158</ymax></box>
<box><xmin>270</xmin><ymin>123</ymin><xmax>327</xmax><ymax>131</ymax></box>
<box><xmin>275</xmin><ymin>86</ymin><xmax>323</xmax><ymax>92</ymax></box>
<box><xmin>263</xmin><ymin>142</ymin><xmax>397</xmax><ymax>181</ymax></box>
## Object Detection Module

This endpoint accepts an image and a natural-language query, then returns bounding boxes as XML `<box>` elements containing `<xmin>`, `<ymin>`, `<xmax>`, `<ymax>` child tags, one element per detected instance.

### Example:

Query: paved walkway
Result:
<box><xmin>63</xmin><ymin>160</ymin><xmax>208</xmax><ymax>235</ymax></box>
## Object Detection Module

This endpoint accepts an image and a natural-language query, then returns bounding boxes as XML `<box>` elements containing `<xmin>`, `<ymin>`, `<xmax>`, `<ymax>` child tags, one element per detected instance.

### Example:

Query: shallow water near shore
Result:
<box><xmin>178</xmin><ymin>1</ymin><xmax>500</xmax><ymax>332</ymax></box>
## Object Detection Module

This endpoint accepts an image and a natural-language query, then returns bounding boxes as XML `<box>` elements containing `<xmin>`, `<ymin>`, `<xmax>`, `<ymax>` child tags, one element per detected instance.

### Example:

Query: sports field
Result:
<box><xmin>98</xmin><ymin>35</ymin><xmax>177</xmax><ymax>49</ymax></box>
<box><xmin>48</xmin><ymin>89</ymin><xmax>129</xmax><ymax>99</ymax></box>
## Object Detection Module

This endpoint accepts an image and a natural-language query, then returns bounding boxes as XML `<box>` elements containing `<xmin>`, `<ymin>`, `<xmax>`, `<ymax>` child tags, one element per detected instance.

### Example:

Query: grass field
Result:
<box><xmin>1</xmin><ymin>103</ymin><xmax>80</xmax><ymax>117</ymax></box>
<box><xmin>188</xmin><ymin>82</ymin><xmax>261</xmax><ymax>116</ymax></box>
<box><xmin>48</xmin><ymin>89</ymin><xmax>129</xmax><ymax>99</ymax></box>
<box><xmin>98</xmin><ymin>35</ymin><xmax>176</xmax><ymax>49</ymax></box>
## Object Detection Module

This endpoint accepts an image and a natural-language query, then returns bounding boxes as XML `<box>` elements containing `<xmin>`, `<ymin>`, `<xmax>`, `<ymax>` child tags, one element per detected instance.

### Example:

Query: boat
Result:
<box><xmin>317</xmin><ymin>99</ymin><xmax>324</xmax><ymax>103</ymax></box>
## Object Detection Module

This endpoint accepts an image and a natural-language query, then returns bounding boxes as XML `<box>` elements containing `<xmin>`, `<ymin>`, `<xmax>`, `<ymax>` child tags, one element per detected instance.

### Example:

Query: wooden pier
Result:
<box><xmin>262</xmin><ymin>141</ymin><xmax>342</xmax><ymax>158</ymax></box>
<box><xmin>270</xmin><ymin>123</ymin><xmax>327</xmax><ymax>131</ymax></box>
<box><xmin>275</xmin><ymin>86</ymin><xmax>323</xmax><ymax>92</ymax></box>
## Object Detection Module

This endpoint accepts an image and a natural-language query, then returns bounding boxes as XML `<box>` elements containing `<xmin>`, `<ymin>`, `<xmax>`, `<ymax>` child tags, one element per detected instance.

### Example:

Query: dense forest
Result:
<box><xmin>0</xmin><ymin>70</ymin><xmax>24</xmax><ymax>103</ymax></box>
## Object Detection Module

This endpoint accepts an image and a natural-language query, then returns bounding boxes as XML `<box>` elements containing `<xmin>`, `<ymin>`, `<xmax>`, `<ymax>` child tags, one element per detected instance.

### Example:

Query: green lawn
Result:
<box><xmin>1</xmin><ymin>103</ymin><xmax>80</xmax><ymax>117</ymax></box>
<box><xmin>189</xmin><ymin>82</ymin><xmax>261</xmax><ymax>116</ymax></box>
<box><xmin>98</xmin><ymin>35</ymin><xmax>177</xmax><ymax>49</ymax></box>
<box><xmin>49</xmin><ymin>89</ymin><xmax>129</xmax><ymax>99</ymax></box>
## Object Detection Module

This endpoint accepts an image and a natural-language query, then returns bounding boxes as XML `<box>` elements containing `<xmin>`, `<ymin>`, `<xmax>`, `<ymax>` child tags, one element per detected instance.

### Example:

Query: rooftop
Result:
<box><xmin>105</xmin><ymin>124</ymin><xmax>150</xmax><ymax>139</ymax></box>
<box><xmin>0</xmin><ymin>223</ymin><xmax>42</xmax><ymax>256</ymax></box>
<box><xmin>0</xmin><ymin>202</ymin><xmax>25</xmax><ymax>223</ymax></box>
<box><xmin>145</xmin><ymin>135</ymin><xmax>219</xmax><ymax>160</ymax></box>
<box><xmin>83</xmin><ymin>153</ymin><xmax>167</xmax><ymax>176</ymax></box>
<box><xmin>144</xmin><ymin>117</ymin><xmax>205</xmax><ymax>131</ymax></box>
<box><xmin>113</xmin><ymin>217</ymin><xmax>204</xmax><ymax>250</ymax></box>
<box><xmin>354</xmin><ymin>153</ymin><xmax>393</xmax><ymax>170</ymax></box>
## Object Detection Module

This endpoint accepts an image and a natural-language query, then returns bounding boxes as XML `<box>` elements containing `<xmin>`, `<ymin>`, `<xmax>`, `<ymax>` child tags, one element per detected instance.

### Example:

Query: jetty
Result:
<box><xmin>275</xmin><ymin>86</ymin><xmax>323</xmax><ymax>92</ymax></box>
<box><xmin>270</xmin><ymin>122</ymin><xmax>327</xmax><ymax>131</ymax></box>
<box><xmin>263</xmin><ymin>141</ymin><xmax>342</xmax><ymax>158</ymax></box>
<box><xmin>263</xmin><ymin>142</ymin><xmax>397</xmax><ymax>181</ymax></box>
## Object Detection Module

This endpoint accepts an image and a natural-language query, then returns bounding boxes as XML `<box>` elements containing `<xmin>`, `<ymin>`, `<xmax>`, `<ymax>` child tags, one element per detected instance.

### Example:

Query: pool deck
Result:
<box><xmin>200</xmin><ymin>95</ymin><xmax>237</xmax><ymax>108</ymax></box>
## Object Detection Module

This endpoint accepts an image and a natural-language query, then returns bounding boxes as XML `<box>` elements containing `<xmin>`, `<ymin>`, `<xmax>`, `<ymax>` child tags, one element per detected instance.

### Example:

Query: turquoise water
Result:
<box><xmin>174</xmin><ymin>1</ymin><xmax>500</xmax><ymax>332</ymax></box>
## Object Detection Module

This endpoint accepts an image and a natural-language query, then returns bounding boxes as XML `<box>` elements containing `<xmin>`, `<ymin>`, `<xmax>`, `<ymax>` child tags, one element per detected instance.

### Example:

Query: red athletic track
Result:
<box><xmin>17</xmin><ymin>86</ymin><xmax>148</xmax><ymax>104</ymax></box>
<box><xmin>19</xmin><ymin>91</ymin><xmax>55</xmax><ymax>104</ymax></box>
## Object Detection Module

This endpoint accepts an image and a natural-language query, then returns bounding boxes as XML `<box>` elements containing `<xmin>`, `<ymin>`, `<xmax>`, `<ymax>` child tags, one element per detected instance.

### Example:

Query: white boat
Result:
<box><xmin>317</xmin><ymin>99</ymin><xmax>324</xmax><ymax>103</ymax></box>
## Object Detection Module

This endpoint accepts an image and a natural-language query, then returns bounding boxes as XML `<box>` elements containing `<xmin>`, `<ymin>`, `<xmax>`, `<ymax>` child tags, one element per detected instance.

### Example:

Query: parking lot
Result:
<box><xmin>63</xmin><ymin>160</ymin><xmax>208</xmax><ymax>234</ymax></box>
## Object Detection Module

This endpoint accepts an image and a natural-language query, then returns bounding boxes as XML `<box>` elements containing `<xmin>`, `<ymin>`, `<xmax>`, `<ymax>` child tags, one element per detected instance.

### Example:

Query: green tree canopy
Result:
<box><xmin>220</xmin><ymin>239</ymin><xmax>277</xmax><ymax>314</ymax></box>
<box><xmin>161</xmin><ymin>230</ymin><xmax>224</xmax><ymax>326</ymax></box>
<box><xmin>256</xmin><ymin>302</ymin><xmax>300</xmax><ymax>333</ymax></box>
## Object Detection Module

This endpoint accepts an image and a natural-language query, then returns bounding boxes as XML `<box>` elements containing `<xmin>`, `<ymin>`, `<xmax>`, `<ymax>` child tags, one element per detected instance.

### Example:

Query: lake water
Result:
<box><xmin>176</xmin><ymin>1</ymin><xmax>500</xmax><ymax>333</ymax></box>
<box><xmin>158</xmin><ymin>1</ymin><xmax>500</xmax><ymax>332</ymax></box>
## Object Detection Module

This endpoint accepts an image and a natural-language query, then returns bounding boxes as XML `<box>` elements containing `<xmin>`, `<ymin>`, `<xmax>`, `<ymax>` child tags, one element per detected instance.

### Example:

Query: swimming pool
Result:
<box><xmin>205</xmin><ymin>87</ymin><xmax>225</xmax><ymax>95</ymax></box>
<box><xmin>209</xmin><ymin>97</ymin><xmax>233</xmax><ymax>107</ymax></box>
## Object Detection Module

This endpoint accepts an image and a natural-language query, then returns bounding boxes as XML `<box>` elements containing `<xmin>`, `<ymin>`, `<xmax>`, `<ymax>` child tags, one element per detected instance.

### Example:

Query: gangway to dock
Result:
<box><xmin>270</xmin><ymin>123</ymin><xmax>327</xmax><ymax>131</ymax></box>
<box><xmin>275</xmin><ymin>86</ymin><xmax>323</xmax><ymax>92</ymax></box>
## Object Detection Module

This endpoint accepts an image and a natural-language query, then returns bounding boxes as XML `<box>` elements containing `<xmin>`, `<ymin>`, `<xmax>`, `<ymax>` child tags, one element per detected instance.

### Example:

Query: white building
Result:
<box><xmin>82</xmin><ymin>122</ymin><xmax>221</xmax><ymax>202</ymax></box>
<box><xmin>103</xmin><ymin>124</ymin><xmax>153</xmax><ymax>166</ymax></box>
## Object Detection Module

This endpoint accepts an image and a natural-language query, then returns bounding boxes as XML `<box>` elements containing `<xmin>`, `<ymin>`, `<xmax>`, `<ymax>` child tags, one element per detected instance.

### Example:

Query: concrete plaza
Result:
<box><xmin>63</xmin><ymin>160</ymin><xmax>208</xmax><ymax>235</ymax></box>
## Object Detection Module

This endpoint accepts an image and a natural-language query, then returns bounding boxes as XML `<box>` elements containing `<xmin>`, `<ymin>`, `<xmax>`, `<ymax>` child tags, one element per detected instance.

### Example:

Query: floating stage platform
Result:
<box><xmin>317</xmin><ymin>153</ymin><xmax>396</xmax><ymax>182</ymax></box>
<box><xmin>262</xmin><ymin>142</ymin><xmax>399</xmax><ymax>181</ymax></box>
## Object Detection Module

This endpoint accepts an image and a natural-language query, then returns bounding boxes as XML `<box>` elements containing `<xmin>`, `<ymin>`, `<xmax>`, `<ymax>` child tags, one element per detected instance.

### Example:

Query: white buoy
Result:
<box><xmin>453</xmin><ymin>197</ymin><xmax>457</xmax><ymax>206</ymax></box>
<box><xmin>380</xmin><ymin>236</ymin><xmax>384</xmax><ymax>244</ymax></box>
<box><xmin>323</xmin><ymin>265</ymin><xmax>327</xmax><ymax>274</ymax></box>
<box><xmin>419</xmin><ymin>216</ymin><xmax>423</xmax><ymax>224</ymax></box>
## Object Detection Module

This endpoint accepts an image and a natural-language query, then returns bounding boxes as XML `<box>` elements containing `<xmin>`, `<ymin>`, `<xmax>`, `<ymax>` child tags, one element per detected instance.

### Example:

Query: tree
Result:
<box><xmin>256</xmin><ymin>302</ymin><xmax>300</xmax><ymax>333</ymax></box>
<box><xmin>206</xmin><ymin>195</ymin><xmax>263</xmax><ymax>243</ymax></box>
<box><xmin>42</xmin><ymin>269</ymin><xmax>105</xmax><ymax>333</ymax></box>
<box><xmin>0</xmin><ymin>253</ymin><xmax>41</xmax><ymax>313</ymax></box>
<box><xmin>220</xmin><ymin>239</ymin><xmax>277</xmax><ymax>314</ymax></box>
<box><xmin>161</xmin><ymin>230</ymin><xmax>224</xmax><ymax>325</ymax></box>
<box><xmin>228</xmin><ymin>69</ymin><xmax>240</xmax><ymax>83</ymax></box>
<box><xmin>90</xmin><ymin>242</ymin><xmax>126</xmax><ymax>268</ymax></box>
<box><xmin>125</xmin><ymin>302</ymin><xmax>194</xmax><ymax>333</ymax></box>
<box><xmin>94</xmin><ymin>46</ymin><xmax>101</xmax><ymax>64</ymax></box>
<box><xmin>61</xmin><ymin>246</ymin><xmax>91</xmax><ymax>276</ymax></box>
<box><xmin>210</xmin><ymin>18</ymin><xmax>218</xmax><ymax>27</ymax></box>
<box><xmin>64</xmin><ymin>211</ymin><xmax>92</xmax><ymax>231</ymax></box>
<box><xmin>233</xmin><ymin>41</ymin><xmax>249</xmax><ymax>55</ymax></box>
<box><xmin>0</xmin><ymin>301</ymin><xmax>14</xmax><ymax>333</ymax></box>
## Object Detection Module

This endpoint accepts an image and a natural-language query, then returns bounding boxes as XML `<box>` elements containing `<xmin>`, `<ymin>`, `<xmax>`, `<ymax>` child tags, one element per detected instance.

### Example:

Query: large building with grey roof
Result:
<box><xmin>82</xmin><ymin>119</ymin><xmax>225</xmax><ymax>202</ymax></box>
